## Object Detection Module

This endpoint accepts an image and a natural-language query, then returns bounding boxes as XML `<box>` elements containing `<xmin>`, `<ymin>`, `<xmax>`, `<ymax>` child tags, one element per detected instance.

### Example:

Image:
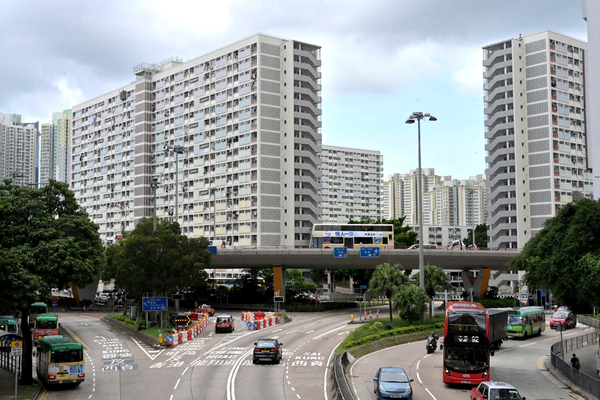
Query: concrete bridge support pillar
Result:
<box><xmin>460</xmin><ymin>268</ymin><xmax>491</xmax><ymax>300</ymax></box>
<box><xmin>273</xmin><ymin>265</ymin><xmax>286</xmax><ymax>299</ymax></box>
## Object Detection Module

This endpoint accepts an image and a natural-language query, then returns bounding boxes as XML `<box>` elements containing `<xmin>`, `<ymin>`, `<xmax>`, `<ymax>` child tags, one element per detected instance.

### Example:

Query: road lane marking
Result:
<box><xmin>518</xmin><ymin>342</ymin><xmax>537</xmax><ymax>347</ymax></box>
<box><xmin>417</xmin><ymin>360</ymin><xmax>421</xmax><ymax>369</ymax></box>
<box><xmin>273</xmin><ymin>328</ymin><xmax>283</xmax><ymax>332</ymax></box>
<box><xmin>324</xmin><ymin>343</ymin><xmax>340</xmax><ymax>400</ymax></box>
<box><xmin>131</xmin><ymin>337</ymin><xmax>164</xmax><ymax>360</ymax></box>
<box><xmin>312</xmin><ymin>324</ymin><xmax>348</xmax><ymax>340</ymax></box>
<box><xmin>182</xmin><ymin>367</ymin><xmax>189</xmax><ymax>375</ymax></box>
<box><xmin>417</xmin><ymin>372</ymin><xmax>422</xmax><ymax>384</ymax></box>
<box><xmin>306</xmin><ymin>330</ymin><xmax>315</xmax><ymax>334</ymax></box>
<box><xmin>425</xmin><ymin>387</ymin><xmax>438</xmax><ymax>400</ymax></box>
<box><xmin>286</xmin><ymin>329</ymin><xmax>300</xmax><ymax>334</ymax></box>
<box><xmin>226</xmin><ymin>348</ymin><xmax>253</xmax><ymax>400</ymax></box>
<box><xmin>174</xmin><ymin>378</ymin><xmax>180</xmax><ymax>390</ymax></box>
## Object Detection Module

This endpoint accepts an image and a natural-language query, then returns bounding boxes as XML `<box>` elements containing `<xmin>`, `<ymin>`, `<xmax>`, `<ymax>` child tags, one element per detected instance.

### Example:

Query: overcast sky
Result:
<box><xmin>0</xmin><ymin>0</ymin><xmax>588</xmax><ymax>180</ymax></box>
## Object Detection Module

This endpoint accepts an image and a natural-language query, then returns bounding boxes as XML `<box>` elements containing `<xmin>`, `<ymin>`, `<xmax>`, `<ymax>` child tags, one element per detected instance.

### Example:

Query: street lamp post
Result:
<box><xmin>406</xmin><ymin>112</ymin><xmax>436</xmax><ymax>322</ymax></box>
<box><xmin>470</xmin><ymin>189</ymin><xmax>477</xmax><ymax>249</ymax></box>
<box><xmin>150</xmin><ymin>177</ymin><xmax>159</xmax><ymax>232</ymax></box>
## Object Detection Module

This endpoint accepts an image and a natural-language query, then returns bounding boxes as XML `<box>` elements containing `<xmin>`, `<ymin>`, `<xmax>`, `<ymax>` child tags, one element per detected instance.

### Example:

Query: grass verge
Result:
<box><xmin>338</xmin><ymin>314</ymin><xmax>445</xmax><ymax>358</ymax></box>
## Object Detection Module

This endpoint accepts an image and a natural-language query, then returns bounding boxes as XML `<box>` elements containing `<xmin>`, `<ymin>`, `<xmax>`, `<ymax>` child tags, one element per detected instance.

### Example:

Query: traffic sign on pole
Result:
<box><xmin>51</xmin><ymin>296</ymin><xmax>58</xmax><ymax>303</ymax></box>
<box><xmin>360</xmin><ymin>247</ymin><xmax>380</xmax><ymax>258</ymax></box>
<box><xmin>333</xmin><ymin>248</ymin><xmax>348</xmax><ymax>258</ymax></box>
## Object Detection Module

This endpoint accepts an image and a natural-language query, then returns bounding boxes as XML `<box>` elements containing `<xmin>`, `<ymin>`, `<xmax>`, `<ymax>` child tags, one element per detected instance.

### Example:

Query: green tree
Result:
<box><xmin>411</xmin><ymin>265</ymin><xmax>454</xmax><ymax>315</ymax></box>
<box><xmin>463</xmin><ymin>224</ymin><xmax>489</xmax><ymax>248</ymax></box>
<box><xmin>348</xmin><ymin>217</ymin><xmax>418</xmax><ymax>247</ymax></box>
<box><xmin>0</xmin><ymin>180</ymin><xmax>103</xmax><ymax>384</ymax></box>
<box><xmin>365</xmin><ymin>263</ymin><xmax>408</xmax><ymax>322</ymax></box>
<box><xmin>104</xmin><ymin>218</ymin><xmax>211</xmax><ymax>323</ymax></box>
<box><xmin>393</xmin><ymin>284</ymin><xmax>430</xmax><ymax>324</ymax></box>
<box><xmin>286</xmin><ymin>269</ymin><xmax>317</xmax><ymax>301</ymax></box>
<box><xmin>510</xmin><ymin>198</ymin><xmax>600</xmax><ymax>313</ymax></box>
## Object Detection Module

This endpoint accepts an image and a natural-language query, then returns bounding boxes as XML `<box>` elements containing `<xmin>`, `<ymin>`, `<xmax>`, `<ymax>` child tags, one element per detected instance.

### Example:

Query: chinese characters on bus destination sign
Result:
<box><xmin>323</xmin><ymin>231</ymin><xmax>384</xmax><ymax>237</ymax></box>
<box><xmin>142</xmin><ymin>297</ymin><xmax>168</xmax><ymax>311</ymax></box>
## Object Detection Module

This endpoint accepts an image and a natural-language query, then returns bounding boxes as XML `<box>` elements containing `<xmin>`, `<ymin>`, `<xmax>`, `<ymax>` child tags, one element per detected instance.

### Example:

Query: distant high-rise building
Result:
<box><xmin>483</xmin><ymin>31</ymin><xmax>593</xmax><ymax>249</ymax></box>
<box><xmin>319</xmin><ymin>145</ymin><xmax>383</xmax><ymax>223</ymax></box>
<box><xmin>39</xmin><ymin>122</ymin><xmax>56</xmax><ymax>185</ymax></box>
<box><xmin>53</xmin><ymin>109</ymin><xmax>73</xmax><ymax>183</ymax></box>
<box><xmin>0</xmin><ymin>112</ymin><xmax>35</xmax><ymax>186</ymax></box>
<box><xmin>583</xmin><ymin>0</ymin><xmax>600</xmax><ymax>199</ymax></box>
<box><xmin>71</xmin><ymin>34</ymin><xmax>322</xmax><ymax>245</ymax></box>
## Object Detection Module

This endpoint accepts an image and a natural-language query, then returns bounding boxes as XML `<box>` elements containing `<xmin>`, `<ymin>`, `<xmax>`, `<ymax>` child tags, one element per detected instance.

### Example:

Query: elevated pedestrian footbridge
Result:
<box><xmin>208</xmin><ymin>248</ymin><xmax>521</xmax><ymax>299</ymax></box>
<box><xmin>209</xmin><ymin>248</ymin><xmax>519</xmax><ymax>270</ymax></box>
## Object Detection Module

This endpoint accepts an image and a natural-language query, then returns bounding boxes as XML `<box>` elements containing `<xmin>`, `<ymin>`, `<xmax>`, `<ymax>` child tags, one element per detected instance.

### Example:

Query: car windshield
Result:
<box><xmin>379</xmin><ymin>371</ymin><xmax>409</xmax><ymax>383</ymax></box>
<box><xmin>489</xmin><ymin>388</ymin><xmax>522</xmax><ymax>400</ymax></box>
<box><xmin>256</xmin><ymin>340</ymin><xmax>277</xmax><ymax>348</ymax></box>
<box><xmin>216</xmin><ymin>317</ymin><xmax>230</xmax><ymax>323</ymax></box>
<box><xmin>553</xmin><ymin>312</ymin><xmax>568</xmax><ymax>319</ymax></box>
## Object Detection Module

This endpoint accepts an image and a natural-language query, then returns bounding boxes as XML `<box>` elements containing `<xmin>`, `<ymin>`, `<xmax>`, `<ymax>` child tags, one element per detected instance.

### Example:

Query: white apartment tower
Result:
<box><xmin>39</xmin><ymin>122</ymin><xmax>56</xmax><ymax>185</ymax></box>
<box><xmin>0</xmin><ymin>112</ymin><xmax>35</xmax><ymax>186</ymax></box>
<box><xmin>483</xmin><ymin>31</ymin><xmax>593</xmax><ymax>249</ymax></box>
<box><xmin>54</xmin><ymin>110</ymin><xmax>73</xmax><ymax>183</ymax></box>
<box><xmin>71</xmin><ymin>34</ymin><xmax>322</xmax><ymax>245</ymax></box>
<box><xmin>320</xmin><ymin>145</ymin><xmax>383</xmax><ymax>223</ymax></box>
<box><xmin>583</xmin><ymin>0</ymin><xmax>600</xmax><ymax>199</ymax></box>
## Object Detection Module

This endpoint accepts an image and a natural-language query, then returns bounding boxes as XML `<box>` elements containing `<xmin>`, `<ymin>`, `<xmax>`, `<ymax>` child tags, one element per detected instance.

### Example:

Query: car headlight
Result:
<box><xmin>405</xmin><ymin>386</ymin><xmax>412</xmax><ymax>393</ymax></box>
<box><xmin>379</xmin><ymin>384</ymin><xmax>386</xmax><ymax>392</ymax></box>
<box><xmin>483</xmin><ymin>370</ymin><xmax>488</xmax><ymax>378</ymax></box>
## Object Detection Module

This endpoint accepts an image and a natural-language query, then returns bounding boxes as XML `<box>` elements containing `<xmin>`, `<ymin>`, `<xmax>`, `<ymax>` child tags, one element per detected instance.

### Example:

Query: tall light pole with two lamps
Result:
<box><xmin>405</xmin><ymin>112</ymin><xmax>436</xmax><ymax>322</ymax></box>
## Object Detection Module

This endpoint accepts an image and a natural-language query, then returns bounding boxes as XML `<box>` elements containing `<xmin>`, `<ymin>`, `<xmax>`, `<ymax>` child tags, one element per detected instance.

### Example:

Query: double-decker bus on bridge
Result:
<box><xmin>310</xmin><ymin>223</ymin><xmax>395</xmax><ymax>249</ymax></box>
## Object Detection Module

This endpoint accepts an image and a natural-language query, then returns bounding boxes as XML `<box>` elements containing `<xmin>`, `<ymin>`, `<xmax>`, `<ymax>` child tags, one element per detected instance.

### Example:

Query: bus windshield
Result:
<box><xmin>508</xmin><ymin>315</ymin><xmax>522</xmax><ymax>325</ymax></box>
<box><xmin>447</xmin><ymin>313</ymin><xmax>487</xmax><ymax>332</ymax></box>
<box><xmin>36</xmin><ymin>320</ymin><xmax>58</xmax><ymax>329</ymax></box>
<box><xmin>444</xmin><ymin>344</ymin><xmax>489</xmax><ymax>371</ymax></box>
<box><xmin>51</xmin><ymin>349</ymin><xmax>83</xmax><ymax>363</ymax></box>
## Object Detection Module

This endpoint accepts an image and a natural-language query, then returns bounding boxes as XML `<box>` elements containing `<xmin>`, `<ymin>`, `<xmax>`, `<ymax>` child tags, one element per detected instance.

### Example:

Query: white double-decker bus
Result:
<box><xmin>310</xmin><ymin>223</ymin><xmax>395</xmax><ymax>249</ymax></box>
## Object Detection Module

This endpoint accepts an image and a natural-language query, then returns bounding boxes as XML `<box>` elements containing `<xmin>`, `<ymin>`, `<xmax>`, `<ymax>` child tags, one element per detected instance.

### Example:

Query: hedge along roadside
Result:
<box><xmin>339</xmin><ymin>322</ymin><xmax>444</xmax><ymax>358</ymax></box>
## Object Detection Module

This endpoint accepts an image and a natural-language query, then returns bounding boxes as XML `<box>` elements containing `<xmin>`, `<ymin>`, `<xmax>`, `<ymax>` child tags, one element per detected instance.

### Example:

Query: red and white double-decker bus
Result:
<box><xmin>441</xmin><ymin>301</ymin><xmax>494</xmax><ymax>385</ymax></box>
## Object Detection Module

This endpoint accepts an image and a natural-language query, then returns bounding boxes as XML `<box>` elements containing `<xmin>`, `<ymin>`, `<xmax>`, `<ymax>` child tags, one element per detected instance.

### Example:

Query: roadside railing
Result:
<box><xmin>550</xmin><ymin>329</ymin><xmax>599</xmax><ymax>398</ymax></box>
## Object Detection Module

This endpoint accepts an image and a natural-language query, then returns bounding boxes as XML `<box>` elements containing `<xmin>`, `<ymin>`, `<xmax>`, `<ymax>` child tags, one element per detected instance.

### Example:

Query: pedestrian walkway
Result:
<box><xmin>0</xmin><ymin>367</ymin><xmax>40</xmax><ymax>400</ymax></box>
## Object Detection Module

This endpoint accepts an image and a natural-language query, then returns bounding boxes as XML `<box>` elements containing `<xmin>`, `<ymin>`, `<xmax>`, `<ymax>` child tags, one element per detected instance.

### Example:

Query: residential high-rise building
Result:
<box><xmin>583</xmin><ymin>0</ymin><xmax>600</xmax><ymax>199</ymax></box>
<box><xmin>54</xmin><ymin>109</ymin><xmax>73</xmax><ymax>183</ymax></box>
<box><xmin>383</xmin><ymin>169</ymin><xmax>443</xmax><ymax>224</ymax></box>
<box><xmin>320</xmin><ymin>145</ymin><xmax>383</xmax><ymax>223</ymax></box>
<box><xmin>483</xmin><ymin>31</ymin><xmax>593</xmax><ymax>249</ymax></box>
<box><xmin>71</xmin><ymin>34</ymin><xmax>322</xmax><ymax>245</ymax></box>
<box><xmin>39</xmin><ymin>122</ymin><xmax>56</xmax><ymax>185</ymax></box>
<box><xmin>0</xmin><ymin>112</ymin><xmax>35</xmax><ymax>186</ymax></box>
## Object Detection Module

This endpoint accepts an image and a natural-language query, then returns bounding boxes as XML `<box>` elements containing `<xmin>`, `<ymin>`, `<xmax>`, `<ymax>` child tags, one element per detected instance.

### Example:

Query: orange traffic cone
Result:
<box><xmin>83</xmin><ymin>305</ymin><xmax>86</xmax><ymax>312</ymax></box>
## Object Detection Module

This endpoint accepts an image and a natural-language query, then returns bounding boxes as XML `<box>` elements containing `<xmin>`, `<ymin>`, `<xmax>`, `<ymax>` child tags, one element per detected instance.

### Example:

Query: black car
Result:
<box><xmin>253</xmin><ymin>339</ymin><xmax>283</xmax><ymax>364</ymax></box>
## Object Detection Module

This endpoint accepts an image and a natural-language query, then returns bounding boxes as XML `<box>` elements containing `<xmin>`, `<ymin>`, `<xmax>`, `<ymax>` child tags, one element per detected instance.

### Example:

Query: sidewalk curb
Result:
<box><xmin>543</xmin><ymin>356</ymin><xmax>596</xmax><ymax>400</ymax></box>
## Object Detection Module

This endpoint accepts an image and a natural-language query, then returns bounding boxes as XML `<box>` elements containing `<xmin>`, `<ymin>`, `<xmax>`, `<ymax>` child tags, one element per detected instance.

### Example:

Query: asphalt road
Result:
<box><xmin>40</xmin><ymin>309</ymin><xmax>358</xmax><ymax>400</ymax></box>
<box><xmin>350</xmin><ymin>320</ymin><xmax>596</xmax><ymax>400</ymax></box>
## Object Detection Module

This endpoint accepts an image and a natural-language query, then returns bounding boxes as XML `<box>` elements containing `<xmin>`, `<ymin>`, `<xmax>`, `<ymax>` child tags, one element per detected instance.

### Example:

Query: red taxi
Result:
<box><xmin>215</xmin><ymin>315</ymin><xmax>235</xmax><ymax>333</ymax></box>
<box><xmin>197</xmin><ymin>304</ymin><xmax>215</xmax><ymax>316</ymax></box>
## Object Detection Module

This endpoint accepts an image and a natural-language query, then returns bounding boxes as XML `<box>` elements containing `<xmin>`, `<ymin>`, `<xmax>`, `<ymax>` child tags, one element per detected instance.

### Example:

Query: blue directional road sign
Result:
<box><xmin>142</xmin><ymin>297</ymin><xmax>168</xmax><ymax>311</ymax></box>
<box><xmin>333</xmin><ymin>247</ymin><xmax>348</xmax><ymax>258</ymax></box>
<box><xmin>360</xmin><ymin>247</ymin><xmax>380</xmax><ymax>258</ymax></box>
<box><xmin>207</xmin><ymin>246</ymin><xmax>217</xmax><ymax>254</ymax></box>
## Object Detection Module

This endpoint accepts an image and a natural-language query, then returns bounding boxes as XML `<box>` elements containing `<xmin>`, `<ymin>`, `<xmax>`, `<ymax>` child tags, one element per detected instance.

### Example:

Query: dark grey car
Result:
<box><xmin>253</xmin><ymin>339</ymin><xmax>283</xmax><ymax>364</ymax></box>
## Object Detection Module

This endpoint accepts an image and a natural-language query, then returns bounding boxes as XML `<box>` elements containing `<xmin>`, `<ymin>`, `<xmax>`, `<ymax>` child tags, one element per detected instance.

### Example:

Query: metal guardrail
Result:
<box><xmin>550</xmin><ymin>330</ymin><xmax>599</xmax><ymax>398</ymax></box>
<box><xmin>333</xmin><ymin>352</ymin><xmax>356</xmax><ymax>400</ymax></box>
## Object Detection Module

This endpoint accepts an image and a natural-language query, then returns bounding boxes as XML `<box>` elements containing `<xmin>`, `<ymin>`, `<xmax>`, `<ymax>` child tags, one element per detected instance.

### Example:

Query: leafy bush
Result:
<box><xmin>384</xmin><ymin>324</ymin><xmax>393</xmax><ymax>330</ymax></box>
<box><xmin>369</xmin><ymin>322</ymin><xmax>384</xmax><ymax>331</ymax></box>
<box><xmin>478</xmin><ymin>298</ymin><xmax>515</xmax><ymax>308</ymax></box>
<box><xmin>341</xmin><ymin>322</ymin><xmax>443</xmax><ymax>349</ymax></box>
